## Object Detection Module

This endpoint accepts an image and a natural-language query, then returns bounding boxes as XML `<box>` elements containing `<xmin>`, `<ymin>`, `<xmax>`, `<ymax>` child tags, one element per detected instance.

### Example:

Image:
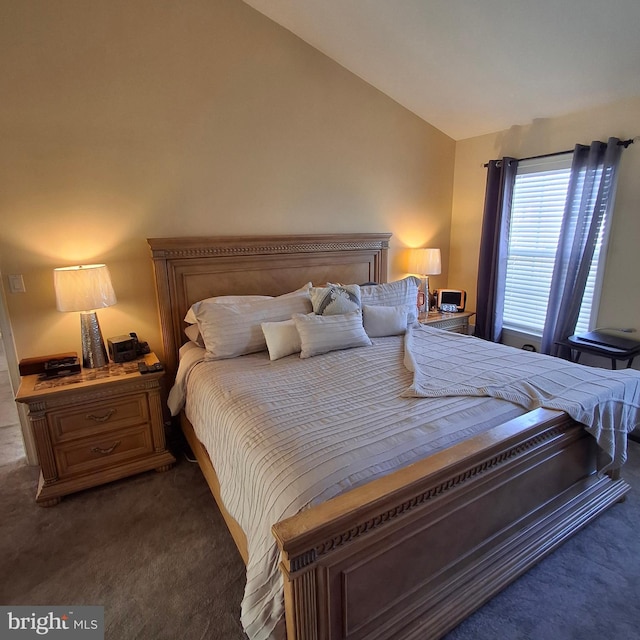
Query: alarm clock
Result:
<box><xmin>439</xmin><ymin>303</ymin><xmax>459</xmax><ymax>313</ymax></box>
<box><xmin>107</xmin><ymin>335</ymin><xmax>138</xmax><ymax>362</ymax></box>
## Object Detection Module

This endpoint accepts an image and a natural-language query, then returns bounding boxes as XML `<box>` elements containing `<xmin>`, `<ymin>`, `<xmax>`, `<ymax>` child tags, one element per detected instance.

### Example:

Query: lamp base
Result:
<box><xmin>418</xmin><ymin>276</ymin><xmax>430</xmax><ymax>314</ymax></box>
<box><xmin>80</xmin><ymin>311</ymin><xmax>109</xmax><ymax>368</ymax></box>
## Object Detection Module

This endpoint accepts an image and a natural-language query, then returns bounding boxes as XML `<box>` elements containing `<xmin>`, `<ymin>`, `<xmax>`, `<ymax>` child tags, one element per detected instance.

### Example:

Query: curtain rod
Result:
<box><xmin>483</xmin><ymin>137</ymin><xmax>637</xmax><ymax>168</ymax></box>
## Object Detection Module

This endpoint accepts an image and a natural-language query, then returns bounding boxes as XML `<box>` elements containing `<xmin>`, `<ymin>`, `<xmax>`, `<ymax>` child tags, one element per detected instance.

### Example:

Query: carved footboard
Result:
<box><xmin>272</xmin><ymin>408</ymin><xmax>629</xmax><ymax>640</ymax></box>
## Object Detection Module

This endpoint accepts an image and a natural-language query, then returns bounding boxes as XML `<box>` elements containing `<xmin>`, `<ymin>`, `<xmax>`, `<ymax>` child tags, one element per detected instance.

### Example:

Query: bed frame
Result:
<box><xmin>148</xmin><ymin>233</ymin><xmax>629</xmax><ymax>640</ymax></box>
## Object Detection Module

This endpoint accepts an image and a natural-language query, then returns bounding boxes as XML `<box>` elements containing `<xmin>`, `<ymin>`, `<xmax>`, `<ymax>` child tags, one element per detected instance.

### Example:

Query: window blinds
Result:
<box><xmin>503</xmin><ymin>153</ymin><xmax>605</xmax><ymax>337</ymax></box>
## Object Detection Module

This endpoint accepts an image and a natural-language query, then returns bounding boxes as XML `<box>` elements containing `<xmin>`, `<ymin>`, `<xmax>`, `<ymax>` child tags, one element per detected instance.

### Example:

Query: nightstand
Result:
<box><xmin>419</xmin><ymin>311</ymin><xmax>475</xmax><ymax>334</ymax></box>
<box><xmin>15</xmin><ymin>353</ymin><xmax>175</xmax><ymax>506</ymax></box>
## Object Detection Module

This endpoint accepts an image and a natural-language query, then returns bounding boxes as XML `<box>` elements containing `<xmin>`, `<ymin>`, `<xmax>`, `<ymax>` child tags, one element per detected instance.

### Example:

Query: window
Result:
<box><xmin>502</xmin><ymin>154</ymin><xmax>608</xmax><ymax>336</ymax></box>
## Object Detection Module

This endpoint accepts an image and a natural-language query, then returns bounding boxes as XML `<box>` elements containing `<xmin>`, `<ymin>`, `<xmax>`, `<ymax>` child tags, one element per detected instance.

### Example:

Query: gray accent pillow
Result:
<box><xmin>309</xmin><ymin>284</ymin><xmax>361</xmax><ymax>316</ymax></box>
<box><xmin>362</xmin><ymin>305</ymin><xmax>409</xmax><ymax>337</ymax></box>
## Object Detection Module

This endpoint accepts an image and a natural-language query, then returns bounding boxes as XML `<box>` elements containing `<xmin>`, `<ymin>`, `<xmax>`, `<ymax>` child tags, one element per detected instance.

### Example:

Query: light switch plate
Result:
<box><xmin>8</xmin><ymin>274</ymin><xmax>26</xmax><ymax>293</ymax></box>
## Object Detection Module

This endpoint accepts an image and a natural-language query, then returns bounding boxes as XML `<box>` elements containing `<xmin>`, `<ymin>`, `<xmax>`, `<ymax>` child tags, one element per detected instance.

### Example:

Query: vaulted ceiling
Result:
<box><xmin>243</xmin><ymin>0</ymin><xmax>640</xmax><ymax>140</ymax></box>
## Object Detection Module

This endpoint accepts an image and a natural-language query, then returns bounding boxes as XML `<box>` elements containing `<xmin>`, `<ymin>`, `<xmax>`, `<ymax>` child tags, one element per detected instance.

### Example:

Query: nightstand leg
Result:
<box><xmin>36</xmin><ymin>472</ymin><xmax>62</xmax><ymax>507</ymax></box>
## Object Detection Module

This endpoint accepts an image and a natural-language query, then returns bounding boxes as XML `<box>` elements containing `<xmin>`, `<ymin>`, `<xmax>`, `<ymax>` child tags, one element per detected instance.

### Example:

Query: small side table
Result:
<box><xmin>419</xmin><ymin>311</ymin><xmax>475</xmax><ymax>334</ymax></box>
<box><xmin>557</xmin><ymin>332</ymin><xmax>640</xmax><ymax>370</ymax></box>
<box><xmin>15</xmin><ymin>353</ymin><xmax>175</xmax><ymax>506</ymax></box>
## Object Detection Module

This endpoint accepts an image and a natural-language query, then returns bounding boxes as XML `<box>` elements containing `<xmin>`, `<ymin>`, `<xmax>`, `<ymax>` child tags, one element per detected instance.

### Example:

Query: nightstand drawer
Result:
<box><xmin>53</xmin><ymin>424</ymin><xmax>154</xmax><ymax>479</ymax></box>
<box><xmin>48</xmin><ymin>394</ymin><xmax>149</xmax><ymax>443</ymax></box>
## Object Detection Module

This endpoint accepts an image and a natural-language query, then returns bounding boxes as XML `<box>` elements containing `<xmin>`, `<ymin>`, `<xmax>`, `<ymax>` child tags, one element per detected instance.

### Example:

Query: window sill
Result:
<box><xmin>501</xmin><ymin>328</ymin><xmax>542</xmax><ymax>352</ymax></box>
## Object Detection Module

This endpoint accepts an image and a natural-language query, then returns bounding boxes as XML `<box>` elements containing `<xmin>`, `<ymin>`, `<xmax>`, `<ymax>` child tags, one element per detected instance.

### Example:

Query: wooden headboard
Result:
<box><xmin>147</xmin><ymin>233</ymin><xmax>391</xmax><ymax>379</ymax></box>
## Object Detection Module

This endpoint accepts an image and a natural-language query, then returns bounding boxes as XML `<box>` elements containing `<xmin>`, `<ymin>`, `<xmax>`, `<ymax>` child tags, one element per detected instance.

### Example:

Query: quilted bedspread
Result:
<box><xmin>404</xmin><ymin>324</ymin><xmax>640</xmax><ymax>471</ymax></box>
<box><xmin>178</xmin><ymin>335</ymin><xmax>525</xmax><ymax>639</ymax></box>
<box><xmin>174</xmin><ymin>326</ymin><xmax>640</xmax><ymax>640</ymax></box>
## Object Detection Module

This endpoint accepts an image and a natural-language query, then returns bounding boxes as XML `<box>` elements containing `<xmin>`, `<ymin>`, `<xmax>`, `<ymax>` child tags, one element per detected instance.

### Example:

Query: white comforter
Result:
<box><xmin>174</xmin><ymin>335</ymin><xmax>527</xmax><ymax>640</ymax></box>
<box><xmin>404</xmin><ymin>324</ymin><xmax>640</xmax><ymax>470</ymax></box>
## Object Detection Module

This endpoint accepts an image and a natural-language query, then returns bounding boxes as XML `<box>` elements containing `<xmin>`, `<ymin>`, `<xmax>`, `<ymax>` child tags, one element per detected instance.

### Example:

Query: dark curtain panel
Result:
<box><xmin>541</xmin><ymin>138</ymin><xmax>623</xmax><ymax>356</ymax></box>
<box><xmin>474</xmin><ymin>157</ymin><xmax>517</xmax><ymax>342</ymax></box>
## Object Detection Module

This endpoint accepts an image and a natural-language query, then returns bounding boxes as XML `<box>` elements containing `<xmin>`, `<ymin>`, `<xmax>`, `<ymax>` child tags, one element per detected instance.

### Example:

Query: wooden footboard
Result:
<box><xmin>272</xmin><ymin>408</ymin><xmax>629</xmax><ymax>640</ymax></box>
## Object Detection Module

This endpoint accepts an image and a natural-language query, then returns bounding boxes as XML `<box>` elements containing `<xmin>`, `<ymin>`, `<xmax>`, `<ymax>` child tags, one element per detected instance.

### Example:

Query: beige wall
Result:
<box><xmin>4</xmin><ymin>0</ymin><xmax>636</xmax><ymax>370</ymax></box>
<box><xmin>451</xmin><ymin>97</ymin><xmax>640</xmax><ymax>335</ymax></box>
<box><xmin>0</xmin><ymin>0</ymin><xmax>454</xmax><ymax>362</ymax></box>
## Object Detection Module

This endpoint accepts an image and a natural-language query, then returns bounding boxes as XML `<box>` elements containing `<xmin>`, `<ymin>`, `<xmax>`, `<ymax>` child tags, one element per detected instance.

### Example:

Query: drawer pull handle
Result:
<box><xmin>86</xmin><ymin>408</ymin><xmax>117</xmax><ymax>423</ymax></box>
<box><xmin>90</xmin><ymin>441</ymin><xmax>121</xmax><ymax>456</ymax></box>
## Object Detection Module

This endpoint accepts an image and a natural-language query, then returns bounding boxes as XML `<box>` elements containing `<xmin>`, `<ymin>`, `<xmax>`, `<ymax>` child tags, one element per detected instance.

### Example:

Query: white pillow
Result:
<box><xmin>293</xmin><ymin>311</ymin><xmax>372</xmax><ymax>358</ymax></box>
<box><xmin>360</xmin><ymin>277</ymin><xmax>420</xmax><ymax>323</ymax></box>
<box><xmin>185</xmin><ymin>294</ymin><xmax>273</xmax><ymax>325</ymax></box>
<box><xmin>362</xmin><ymin>305</ymin><xmax>408</xmax><ymax>338</ymax></box>
<box><xmin>195</xmin><ymin>287</ymin><xmax>312</xmax><ymax>360</ymax></box>
<box><xmin>309</xmin><ymin>284</ymin><xmax>361</xmax><ymax>315</ymax></box>
<box><xmin>184</xmin><ymin>323</ymin><xmax>205</xmax><ymax>347</ymax></box>
<box><xmin>261</xmin><ymin>319</ymin><xmax>301</xmax><ymax>361</ymax></box>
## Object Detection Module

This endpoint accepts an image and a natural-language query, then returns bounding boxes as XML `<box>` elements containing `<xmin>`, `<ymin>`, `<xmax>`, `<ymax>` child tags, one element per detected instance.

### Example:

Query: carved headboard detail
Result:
<box><xmin>147</xmin><ymin>233</ymin><xmax>391</xmax><ymax>379</ymax></box>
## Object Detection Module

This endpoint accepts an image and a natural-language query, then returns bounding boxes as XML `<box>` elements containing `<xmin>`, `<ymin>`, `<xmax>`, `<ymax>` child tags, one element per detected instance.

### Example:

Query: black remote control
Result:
<box><xmin>138</xmin><ymin>362</ymin><xmax>149</xmax><ymax>374</ymax></box>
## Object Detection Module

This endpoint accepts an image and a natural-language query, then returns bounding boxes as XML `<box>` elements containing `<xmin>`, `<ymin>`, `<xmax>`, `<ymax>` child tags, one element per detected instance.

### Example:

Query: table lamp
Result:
<box><xmin>409</xmin><ymin>248</ymin><xmax>441</xmax><ymax>313</ymax></box>
<box><xmin>54</xmin><ymin>264</ymin><xmax>117</xmax><ymax>368</ymax></box>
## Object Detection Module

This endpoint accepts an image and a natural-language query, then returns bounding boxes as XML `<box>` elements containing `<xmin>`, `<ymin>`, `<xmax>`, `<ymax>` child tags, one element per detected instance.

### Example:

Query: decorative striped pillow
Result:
<box><xmin>185</xmin><ymin>294</ymin><xmax>272</xmax><ymax>324</ymax></box>
<box><xmin>360</xmin><ymin>277</ymin><xmax>420</xmax><ymax>323</ymax></box>
<box><xmin>293</xmin><ymin>311</ymin><xmax>371</xmax><ymax>358</ymax></box>
<box><xmin>195</xmin><ymin>286</ymin><xmax>312</xmax><ymax>360</ymax></box>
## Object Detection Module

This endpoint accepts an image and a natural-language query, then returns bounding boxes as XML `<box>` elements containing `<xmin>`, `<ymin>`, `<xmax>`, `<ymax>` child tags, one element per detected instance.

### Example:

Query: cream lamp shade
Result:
<box><xmin>409</xmin><ymin>248</ymin><xmax>442</xmax><ymax>277</ymax></box>
<box><xmin>409</xmin><ymin>248</ymin><xmax>441</xmax><ymax>314</ymax></box>
<box><xmin>54</xmin><ymin>264</ymin><xmax>117</xmax><ymax>312</ymax></box>
<box><xmin>54</xmin><ymin>264</ymin><xmax>117</xmax><ymax>368</ymax></box>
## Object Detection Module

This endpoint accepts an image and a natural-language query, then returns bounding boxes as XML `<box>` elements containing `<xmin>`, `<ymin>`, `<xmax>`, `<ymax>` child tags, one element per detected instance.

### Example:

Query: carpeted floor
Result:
<box><xmin>2</xmin><ymin>434</ymin><xmax>639</xmax><ymax>640</ymax></box>
<box><xmin>1</xmin><ymin>443</ymin><xmax>248</xmax><ymax>639</ymax></box>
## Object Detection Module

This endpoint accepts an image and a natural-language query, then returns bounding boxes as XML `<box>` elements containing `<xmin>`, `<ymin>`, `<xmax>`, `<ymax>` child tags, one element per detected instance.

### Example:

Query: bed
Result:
<box><xmin>148</xmin><ymin>233</ymin><xmax>631</xmax><ymax>640</ymax></box>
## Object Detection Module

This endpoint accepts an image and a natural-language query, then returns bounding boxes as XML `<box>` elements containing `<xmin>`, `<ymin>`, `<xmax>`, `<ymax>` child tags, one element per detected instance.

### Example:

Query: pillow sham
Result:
<box><xmin>293</xmin><ymin>310</ymin><xmax>371</xmax><ymax>358</ymax></box>
<box><xmin>184</xmin><ymin>294</ymin><xmax>273</xmax><ymax>325</ymax></box>
<box><xmin>309</xmin><ymin>284</ymin><xmax>361</xmax><ymax>316</ymax></box>
<box><xmin>195</xmin><ymin>286</ymin><xmax>312</xmax><ymax>360</ymax></box>
<box><xmin>261</xmin><ymin>319</ymin><xmax>301</xmax><ymax>361</ymax></box>
<box><xmin>360</xmin><ymin>277</ymin><xmax>420</xmax><ymax>322</ymax></box>
<box><xmin>362</xmin><ymin>304</ymin><xmax>408</xmax><ymax>338</ymax></box>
